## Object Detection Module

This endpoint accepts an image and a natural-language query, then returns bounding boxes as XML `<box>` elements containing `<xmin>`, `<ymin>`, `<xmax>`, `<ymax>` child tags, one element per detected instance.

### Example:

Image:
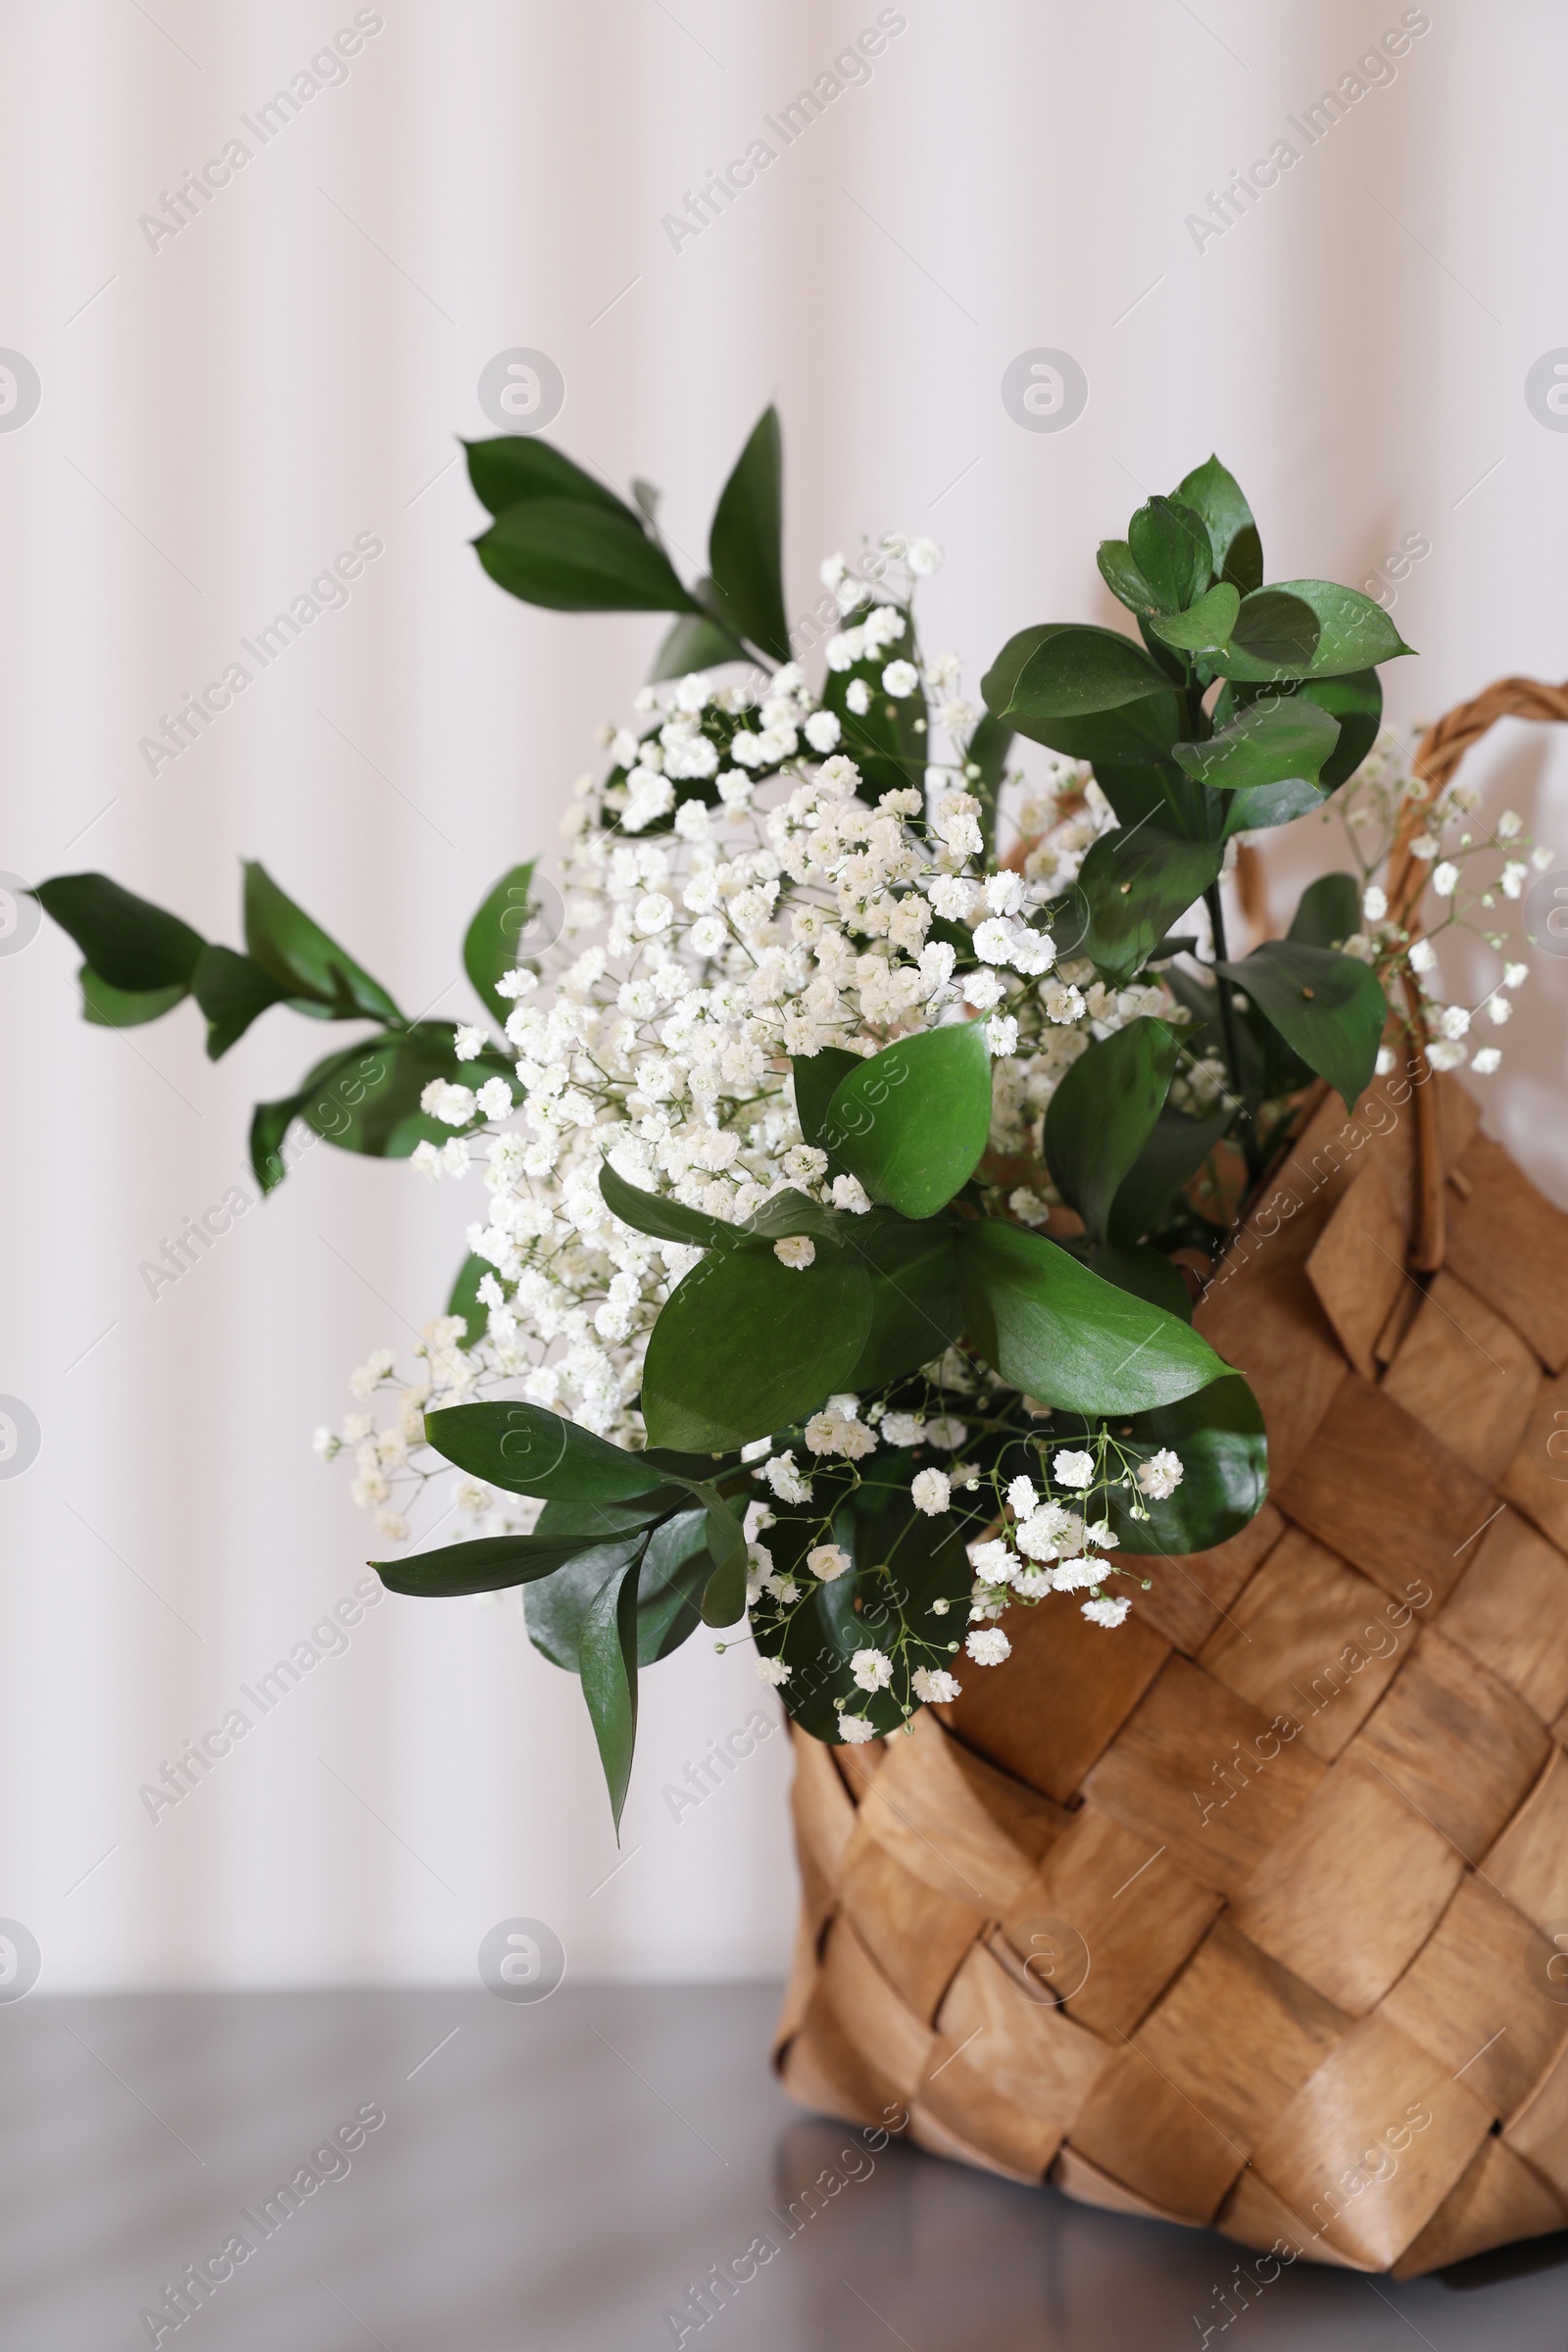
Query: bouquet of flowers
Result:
<box><xmin>33</xmin><ymin>416</ymin><xmax>1544</xmax><ymax>1826</ymax></box>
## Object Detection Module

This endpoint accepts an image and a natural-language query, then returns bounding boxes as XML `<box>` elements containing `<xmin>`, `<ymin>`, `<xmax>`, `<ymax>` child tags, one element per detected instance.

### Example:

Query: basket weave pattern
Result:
<box><xmin>772</xmin><ymin>683</ymin><xmax>1568</xmax><ymax>2277</ymax></box>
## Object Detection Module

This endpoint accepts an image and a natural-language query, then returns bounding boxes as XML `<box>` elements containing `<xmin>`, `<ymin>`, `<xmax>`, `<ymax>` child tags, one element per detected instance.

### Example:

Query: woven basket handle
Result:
<box><xmin>1390</xmin><ymin>677</ymin><xmax>1568</xmax><ymax>1271</ymax></box>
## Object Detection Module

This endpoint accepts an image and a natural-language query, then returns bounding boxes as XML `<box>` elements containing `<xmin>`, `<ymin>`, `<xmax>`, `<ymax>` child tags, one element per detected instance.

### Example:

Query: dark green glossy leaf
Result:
<box><xmin>243</xmin><ymin>862</ymin><xmax>402</xmax><ymax>1023</ymax></box>
<box><xmin>650</xmin><ymin>610</ymin><xmax>749</xmax><ymax>679</ymax></box>
<box><xmin>80</xmin><ymin>966</ymin><xmax>188</xmax><ymax>1027</ymax></box>
<box><xmin>464</xmin><ymin>437</ymin><xmax>636</xmax><ymax>523</ymax></box>
<box><xmin>1076</xmin><ymin>826</ymin><xmax>1224</xmax><ymax>982</ymax></box>
<box><xmin>446</xmin><ymin>1250</ymin><xmax>490</xmax><ymax>1348</ymax></box>
<box><xmin>1298</xmin><ymin>669</ymin><xmax>1384</xmax><ymax>788</ymax></box>
<box><xmin>1218</xmin><ymin>776</ymin><xmax>1331</xmax><ymax>841</ymax></box>
<box><xmin>1172</xmin><ymin>457</ymin><xmax>1261</xmax><ymax>591</ymax></box>
<box><xmin>842</xmin><ymin>1216</ymin><xmax>963</xmax><ymax>1390</ymax></box>
<box><xmin>1045</xmin><ymin>1018</ymin><xmax>1178</xmax><ymax>1244</ymax></box>
<box><xmin>425</xmin><ymin>1400</ymin><xmax>672</xmax><ymax>1501</ymax></box>
<box><xmin>1215</xmin><ymin>939</ymin><xmax>1387</xmax><ymax>1110</ymax></box>
<box><xmin>1093</xmin><ymin>1374</ymin><xmax>1267</xmax><ymax>1556</ymax></box>
<box><xmin>1127</xmin><ymin>498</ymin><xmax>1212</xmax><ymax>611</ymax></box>
<box><xmin>1213</xmin><ymin>581</ymin><xmax>1411</xmax><ymax>683</ymax></box>
<box><xmin>35</xmin><ymin>873</ymin><xmax>204</xmax><ymax>992</ymax></box>
<box><xmin>641</xmin><ymin>1243</ymin><xmax>872</xmax><ymax>1451</ymax></box>
<box><xmin>1149</xmin><ymin>580</ymin><xmax>1239</xmax><ymax>655</ymax></box>
<box><xmin>580</xmin><ymin>1544</ymin><xmax>645</xmax><ymax>1832</ymax></box>
<box><xmin>956</xmin><ymin>1218</ymin><xmax>1231</xmax><ymax>1414</ymax></box>
<box><xmin>254</xmin><ymin>1027</ymin><xmax>514</xmax><ymax>1186</ymax></box>
<box><xmin>191</xmin><ymin>944</ymin><xmax>293</xmax><ymax>1058</ymax></box>
<box><xmin>984</xmin><ymin>625</ymin><xmax>1186</xmax><ymax>769</ymax></box>
<box><xmin>600</xmin><ymin>1160</ymin><xmax>732</xmax><ymax>1250</ymax></box>
<box><xmin>701</xmin><ymin>1494</ymin><xmax>750</xmax><ymax>1627</ymax></box>
<box><xmin>464</xmin><ymin>861</ymin><xmax>538</xmax><ymax>1019</ymax></box>
<box><xmin>708</xmin><ymin>407</ymin><xmax>790</xmax><ymax>662</ymax></box>
<box><xmin>792</xmin><ymin>1048</ymin><xmax>861</xmax><ymax>1152</ymax></box>
<box><xmin>822</xmin><ymin>1024</ymin><xmax>993</xmax><ymax>1219</ymax></box>
<box><xmin>1096</xmin><ymin>540</ymin><xmax>1161</xmax><ymax>618</ymax></box>
<box><xmin>1003</xmin><ymin>623</ymin><xmax>1177</xmax><ymax>718</ymax></box>
<box><xmin>1089</xmin><ymin>1241</ymin><xmax>1194</xmax><ymax>1321</ymax></box>
<box><xmin>1174</xmin><ymin>697</ymin><xmax>1340</xmax><ymax>792</ymax></box>
<box><xmin>475</xmin><ymin>498</ymin><xmax>702</xmax><ymax>615</ymax></box>
<box><xmin>1108</xmin><ymin>1106</ymin><xmax>1233</xmax><ymax>1243</ymax></box>
<box><xmin>372</xmin><ymin>1530</ymin><xmax>600</xmax><ymax>1596</ymax></box>
<box><xmin>525</xmin><ymin>1514</ymin><xmax>710</xmax><ymax>1670</ymax></box>
<box><xmin>1289</xmin><ymin>872</ymin><xmax>1362</xmax><ymax>951</ymax></box>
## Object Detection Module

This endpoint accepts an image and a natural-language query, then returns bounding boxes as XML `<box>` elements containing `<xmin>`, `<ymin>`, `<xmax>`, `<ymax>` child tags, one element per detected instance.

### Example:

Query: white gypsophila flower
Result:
<box><xmin>1361</xmin><ymin>885</ymin><xmax>1388</xmax><ymax>922</ymax></box>
<box><xmin>756</xmin><ymin>1655</ymin><xmax>792</xmax><ymax>1686</ymax></box>
<box><xmin>1534</xmin><ymin>847</ymin><xmax>1555</xmax><ymax>869</ymax></box>
<box><xmin>1008</xmin><ymin>1188</ymin><xmax>1048</xmax><ymax>1226</ymax></box>
<box><xmin>838</xmin><ymin>1713</ymin><xmax>878</xmax><ymax>1744</ymax></box>
<box><xmin>349</xmin><ymin>1348</ymin><xmax>395</xmax><ymax>1397</ymax></box>
<box><xmin>1012</xmin><ymin>1567</ymin><xmax>1053</xmax><ymax>1597</ymax></box>
<box><xmin>967</xmin><ymin>1539</ymin><xmax>1017</xmax><ymax>1583</ymax></box>
<box><xmin>922</xmin><ymin>1416</ymin><xmax>967</xmax><ymax>1450</ymax></box>
<box><xmin>1408</xmin><ymin>938</ymin><xmax>1437</xmax><ymax>973</ymax></box>
<box><xmin>965</xmin><ymin>1627</ymin><xmax>1011</xmax><ymax>1666</ymax></box>
<box><xmin>1136</xmin><ymin>1448</ymin><xmax>1184</xmax><ymax>1500</ymax></box>
<box><xmin>808</xmin><ymin>1544</ymin><xmax>852</xmax><ymax>1582</ymax></box>
<box><xmin>453</xmin><ymin>1024</ymin><xmax>488</xmax><ymax>1060</ymax></box>
<box><xmin>911</xmin><ymin>1665</ymin><xmax>960</xmax><ymax>1703</ymax></box>
<box><xmin>1005</xmin><ymin>1475</ymin><xmax>1038</xmax><ymax>1517</ymax></box>
<box><xmin>882</xmin><ymin>1411</ymin><xmax>926</xmax><ymax>1446</ymax></box>
<box><xmin>804</xmin><ymin>710</ymin><xmax>841</xmax><ymax>753</ymax></box>
<box><xmin>762</xmin><ymin>1451</ymin><xmax>812</xmax><ymax>1504</ymax></box>
<box><xmin>1375</xmin><ymin>1047</ymin><xmax>1396</xmax><ymax>1076</ymax></box>
<box><xmin>1471</xmin><ymin>1048</ymin><xmax>1501</xmax><ymax>1074</ymax></box>
<box><xmin>1489</xmin><ymin>995</ymin><xmax>1512</xmax><ymax>1025</ymax></box>
<box><xmin>1052</xmin><ymin>1448</ymin><xmax>1096</xmax><ymax>1491</ymax></box>
<box><xmin>906</xmin><ymin>538</ymin><xmax>942</xmax><ymax>575</ymax></box>
<box><xmin>1083</xmin><ymin>1520</ymin><xmax>1119</xmax><ymax>1550</ymax></box>
<box><xmin>830</xmin><ymin>1174</ymin><xmax>872</xmax><ymax>1214</ymax></box>
<box><xmin>852</xmin><ymin>1646</ymin><xmax>894</xmax><ymax>1692</ymax></box>
<box><xmin>1427</xmin><ymin>1040</ymin><xmax>1467</xmax><ymax>1071</ymax></box>
<box><xmin>773</xmin><ymin>1235</ymin><xmax>815</xmax><ymax>1270</ymax></box>
<box><xmin>1050</xmin><ymin>1557</ymin><xmax>1101</xmax><ymax>1592</ymax></box>
<box><xmin>1504</xmin><ymin>962</ymin><xmax>1528</xmax><ymax>989</ymax></box>
<box><xmin>845</xmin><ymin>677</ymin><xmax>870</xmax><ymax>715</ymax></box>
<box><xmin>1438</xmin><ymin>1004</ymin><xmax>1470</xmax><ymax>1041</ymax></box>
<box><xmin>1082</xmin><ymin>1595</ymin><xmax>1130</xmax><ymax>1628</ymax></box>
<box><xmin>910</xmin><ymin>1467</ymin><xmax>952</xmax><ymax>1516</ymax></box>
<box><xmin>1432</xmin><ymin>861</ymin><xmax>1459</xmax><ymax>899</ymax></box>
<box><xmin>1501</xmin><ymin>861</ymin><xmax>1528</xmax><ymax>900</ymax></box>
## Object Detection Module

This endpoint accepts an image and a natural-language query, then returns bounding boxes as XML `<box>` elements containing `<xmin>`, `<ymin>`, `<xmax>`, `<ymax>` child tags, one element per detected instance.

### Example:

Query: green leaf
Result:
<box><xmin>1089</xmin><ymin>1242</ymin><xmax>1194</xmax><ymax>1322</ymax></box>
<box><xmin>243</xmin><ymin>863</ymin><xmax>402</xmax><ymax>1023</ymax></box>
<box><xmin>424</xmin><ymin>1400</ymin><xmax>672</xmax><ymax>1502</ymax></box>
<box><xmin>1076</xmin><ymin>826</ymin><xmax>1224</xmax><ymax>982</ymax></box>
<box><xmin>580</xmin><ymin>1545</ymin><xmax>645</xmax><ymax>1832</ymax></box>
<box><xmin>956</xmin><ymin>1218</ymin><xmax>1232</xmax><ymax>1414</ymax></box>
<box><xmin>708</xmin><ymin>407</ymin><xmax>790</xmax><ymax>662</ymax></box>
<box><xmin>1149</xmin><ymin>581</ymin><xmax>1239</xmax><ymax>655</ymax></box>
<box><xmin>35</xmin><ymin>873</ymin><xmax>204</xmax><ymax>992</ymax></box>
<box><xmin>1172</xmin><ymin>458</ymin><xmax>1262</xmax><ymax>591</ymax></box>
<box><xmin>820</xmin><ymin>605</ymin><xmax>926</xmax><ymax>800</ymax></box>
<box><xmin>1092</xmin><ymin>1374</ymin><xmax>1267</xmax><ymax>1557</ymax></box>
<box><xmin>373</xmin><ymin>1531</ymin><xmax>600</xmax><ymax>1597</ymax></box>
<box><xmin>1218</xmin><ymin>776</ymin><xmax>1331</xmax><ymax>841</ymax></box>
<box><xmin>464</xmin><ymin>861</ymin><xmax>538</xmax><ymax>1019</ymax></box>
<box><xmin>1096</xmin><ymin>540</ymin><xmax>1161</xmax><ymax>618</ymax></box>
<box><xmin>475</xmin><ymin>498</ymin><xmax>702</xmax><ymax>615</ymax></box>
<box><xmin>641</xmin><ymin>1243</ymin><xmax>872</xmax><ymax>1451</ymax></box>
<box><xmin>1289</xmin><ymin>873</ymin><xmax>1362</xmax><ymax>951</ymax></box>
<box><xmin>967</xmin><ymin>710</ymin><xmax>1014</xmax><ymax>859</ymax></box>
<box><xmin>251</xmin><ymin>1027</ymin><xmax>515</xmax><ymax>1190</ymax></box>
<box><xmin>821</xmin><ymin>1024</ymin><xmax>993</xmax><ymax>1219</ymax></box>
<box><xmin>983</xmin><ymin>625</ymin><xmax>1186</xmax><ymax>772</ymax></box>
<box><xmin>445</xmin><ymin>1250</ymin><xmax>490</xmax><ymax>1348</ymax></box>
<box><xmin>1127</xmin><ymin>498</ymin><xmax>1212</xmax><ymax>611</ymax></box>
<box><xmin>191</xmin><ymin>944</ymin><xmax>294</xmax><ymax>1058</ymax></box>
<box><xmin>599</xmin><ymin>1161</ymin><xmax>733</xmax><ymax>1250</ymax></box>
<box><xmin>1045</xmin><ymin>1018</ymin><xmax>1179</xmax><ymax>1244</ymax></box>
<box><xmin>1214</xmin><ymin>939</ymin><xmax>1387</xmax><ymax>1110</ymax></box>
<box><xmin>1003</xmin><ymin>623</ymin><xmax>1178</xmax><ymax>717</ymax></box>
<box><xmin>701</xmin><ymin>1494</ymin><xmax>750</xmax><ymax>1627</ymax></box>
<box><xmin>464</xmin><ymin>437</ymin><xmax>637</xmax><ymax>524</ymax></box>
<box><xmin>1212</xmin><ymin>582</ymin><xmax>1412</xmax><ymax>683</ymax></box>
<box><xmin>80</xmin><ymin>966</ymin><xmax>188</xmax><ymax>1027</ymax></box>
<box><xmin>1173</xmin><ymin>697</ymin><xmax>1340</xmax><ymax>792</ymax></box>
<box><xmin>1108</xmin><ymin>1106</ymin><xmax>1232</xmax><ymax>1243</ymax></box>
<box><xmin>843</xmin><ymin>1216</ymin><xmax>963</xmax><ymax>1391</ymax></box>
<box><xmin>791</xmin><ymin>1048</ymin><xmax>861</xmax><ymax>1152</ymax></box>
<box><xmin>1298</xmin><ymin>669</ymin><xmax>1384</xmax><ymax>788</ymax></box>
<box><xmin>525</xmin><ymin>1514</ymin><xmax>710</xmax><ymax>1670</ymax></box>
<box><xmin>650</xmin><ymin>611</ymin><xmax>749</xmax><ymax>680</ymax></box>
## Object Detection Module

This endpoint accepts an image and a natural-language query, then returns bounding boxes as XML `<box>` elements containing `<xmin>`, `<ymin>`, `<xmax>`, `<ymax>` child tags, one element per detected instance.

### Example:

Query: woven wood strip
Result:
<box><xmin>773</xmin><ymin>681</ymin><xmax>1568</xmax><ymax>2274</ymax></box>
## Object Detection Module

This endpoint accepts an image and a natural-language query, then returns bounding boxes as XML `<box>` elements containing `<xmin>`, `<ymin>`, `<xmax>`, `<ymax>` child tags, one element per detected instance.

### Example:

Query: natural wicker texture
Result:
<box><xmin>772</xmin><ymin>681</ymin><xmax>1568</xmax><ymax>2276</ymax></box>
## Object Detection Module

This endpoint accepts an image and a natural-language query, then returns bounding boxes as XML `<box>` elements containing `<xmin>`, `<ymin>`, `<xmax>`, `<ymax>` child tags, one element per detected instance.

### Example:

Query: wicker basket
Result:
<box><xmin>772</xmin><ymin>678</ymin><xmax>1568</xmax><ymax>2277</ymax></box>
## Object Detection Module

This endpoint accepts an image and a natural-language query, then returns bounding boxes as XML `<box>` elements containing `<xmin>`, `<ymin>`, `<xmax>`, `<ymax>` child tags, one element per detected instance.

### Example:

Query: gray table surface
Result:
<box><xmin>4</xmin><ymin>1983</ymin><xmax>1564</xmax><ymax>2350</ymax></box>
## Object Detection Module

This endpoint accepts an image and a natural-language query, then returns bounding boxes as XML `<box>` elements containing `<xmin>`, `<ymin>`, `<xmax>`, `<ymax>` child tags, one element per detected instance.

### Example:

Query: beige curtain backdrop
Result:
<box><xmin>3</xmin><ymin>0</ymin><xmax>1566</xmax><ymax>1989</ymax></box>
